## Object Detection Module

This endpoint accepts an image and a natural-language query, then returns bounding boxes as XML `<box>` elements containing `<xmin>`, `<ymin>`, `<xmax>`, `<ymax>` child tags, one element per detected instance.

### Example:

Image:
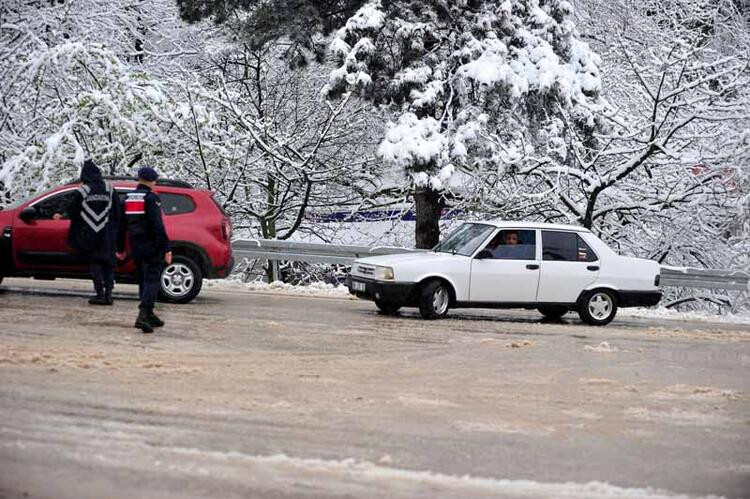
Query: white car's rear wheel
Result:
<box><xmin>578</xmin><ymin>290</ymin><xmax>617</xmax><ymax>326</ymax></box>
<box><xmin>418</xmin><ymin>280</ymin><xmax>450</xmax><ymax>320</ymax></box>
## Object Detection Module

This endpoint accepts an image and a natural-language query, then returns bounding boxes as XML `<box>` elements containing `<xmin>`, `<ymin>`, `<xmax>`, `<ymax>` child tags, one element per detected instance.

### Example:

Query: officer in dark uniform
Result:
<box><xmin>54</xmin><ymin>159</ymin><xmax>121</xmax><ymax>305</ymax></box>
<box><xmin>117</xmin><ymin>167</ymin><xmax>172</xmax><ymax>333</ymax></box>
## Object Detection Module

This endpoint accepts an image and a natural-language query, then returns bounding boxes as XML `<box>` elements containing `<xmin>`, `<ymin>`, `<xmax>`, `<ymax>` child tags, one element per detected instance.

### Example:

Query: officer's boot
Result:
<box><xmin>104</xmin><ymin>287</ymin><xmax>114</xmax><ymax>306</ymax></box>
<box><xmin>147</xmin><ymin>308</ymin><xmax>164</xmax><ymax>328</ymax></box>
<box><xmin>134</xmin><ymin>308</ymin><xmax>154</xmax><ymax>333</ymax></box>
<box><xmin>89</xmin><ymin>281</ymin><xmax>107</xmax><ymax>305</ymax></box>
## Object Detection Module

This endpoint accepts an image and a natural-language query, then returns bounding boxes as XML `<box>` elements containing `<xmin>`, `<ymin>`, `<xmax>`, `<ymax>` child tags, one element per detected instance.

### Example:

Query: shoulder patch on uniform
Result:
<box><xmin>125</xmin><ymin>191</ymin><xmax>146</xmax><ymax>215</ymax></box>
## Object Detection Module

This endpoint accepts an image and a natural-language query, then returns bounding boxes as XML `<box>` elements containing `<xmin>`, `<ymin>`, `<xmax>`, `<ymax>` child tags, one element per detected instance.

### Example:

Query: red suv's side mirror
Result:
<box><xmin>19</xmin><ymin>207</ymin><xmax>37</xmax><ymax>222</ymax></box>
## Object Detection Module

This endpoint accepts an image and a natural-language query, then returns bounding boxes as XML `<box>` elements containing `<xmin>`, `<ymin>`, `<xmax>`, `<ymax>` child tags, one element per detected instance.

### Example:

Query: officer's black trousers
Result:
<box><xmin>135</xmin><ymin>256</ymin><xmax>161</xmax><ymax>311</ymax></box>
<box><xmin>89</xmin><ymin>258</ymin><xmax>114</xmax><ymax>296</ymax></box>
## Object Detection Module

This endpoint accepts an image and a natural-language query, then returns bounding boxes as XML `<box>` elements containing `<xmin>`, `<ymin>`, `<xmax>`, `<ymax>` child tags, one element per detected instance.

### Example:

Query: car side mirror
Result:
<box><xmin>19</xmin><ymin>206</ymin><xmax>37</xmax><ymax>222</ymax></box>
<box><xmin>475</xmin><ymin>249</ymin><xmax>493</xmax><ymax>260</ymax></box>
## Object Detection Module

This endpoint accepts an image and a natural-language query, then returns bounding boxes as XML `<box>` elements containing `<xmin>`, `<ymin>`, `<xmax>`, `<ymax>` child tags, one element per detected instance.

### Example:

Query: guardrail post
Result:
<box><xmin>731</xmin><ymin>291</ymin><xmax>748</xmax><ymax>315</ymax></box>
<box><xmin>270</xmin><ymin>260</ymin><xmax>280</xmax><ymax>283</ymax></box>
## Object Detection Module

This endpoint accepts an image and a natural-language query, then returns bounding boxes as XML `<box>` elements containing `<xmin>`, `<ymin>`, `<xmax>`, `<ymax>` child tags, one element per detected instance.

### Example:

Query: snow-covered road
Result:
<box><xmin>0</xmin><ymin>279</ymin><xmax>748</xmax><ymax>498</ymax></box>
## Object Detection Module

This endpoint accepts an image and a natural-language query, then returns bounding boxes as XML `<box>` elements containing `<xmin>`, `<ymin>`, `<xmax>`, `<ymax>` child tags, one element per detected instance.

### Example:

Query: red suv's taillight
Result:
<box><xmin>221</xmin><ymin>217</ymin><xmax>232</xmax><ymax>240</ymax></box>
<box><xmin>206</xmin><ymin>191</ymin><xmax>232</xmax><ymax>241</ymax></box>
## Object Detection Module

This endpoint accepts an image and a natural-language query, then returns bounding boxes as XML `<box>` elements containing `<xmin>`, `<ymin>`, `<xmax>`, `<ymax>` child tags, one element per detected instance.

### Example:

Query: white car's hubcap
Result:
<box><xmin>433</xmin><ymin>286</ymin><xmax>449</xmax><ymax>315</ymax></box>
<box><xmin>162</xmin><ymin>263</ymin><xmax>194</xmax><ymax>298</ymax></box>
<box><xmin>588</xmin><ymin>293</ymin><xmax>612</xmax><ymax>320</ymax></box>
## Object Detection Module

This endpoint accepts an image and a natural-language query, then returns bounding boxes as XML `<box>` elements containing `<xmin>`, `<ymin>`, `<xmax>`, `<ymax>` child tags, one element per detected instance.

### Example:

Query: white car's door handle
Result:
<box><xmin>587</xmin><ymin>265</ymin><xmax>600</xmax><ymax>271</ymax></box>
<box><xmin>526</xmin><ymin>264</ymin><xmax>540</xmax><ymax>270</ymax></box>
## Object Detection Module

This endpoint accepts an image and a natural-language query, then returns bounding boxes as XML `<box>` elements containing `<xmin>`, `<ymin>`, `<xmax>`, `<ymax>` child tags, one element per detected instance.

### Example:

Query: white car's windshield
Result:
<box><xmin>434</xmin><ymin>223</ymin><xmax>496</xmax><ymax>256</ymax></box>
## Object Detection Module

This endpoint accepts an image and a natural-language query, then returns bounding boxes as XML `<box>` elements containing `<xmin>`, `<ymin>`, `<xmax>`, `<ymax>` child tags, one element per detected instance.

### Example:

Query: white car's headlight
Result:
<box><xmin>373</xmin><ymin>265</ymin><xmax>394</xmax><ymax>280</ymax></box>
<box><xmin>353</xmin><ymin>263</ymin><xmax>395</xmax><ymax>280</ymax></box>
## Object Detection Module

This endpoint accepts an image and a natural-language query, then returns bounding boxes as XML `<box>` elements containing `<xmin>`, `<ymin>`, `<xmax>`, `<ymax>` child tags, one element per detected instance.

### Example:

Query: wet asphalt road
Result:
<box><xmin>0</xmin><ymin>278</ymin><xmax>749</xmax><ymax>498</ymax></box>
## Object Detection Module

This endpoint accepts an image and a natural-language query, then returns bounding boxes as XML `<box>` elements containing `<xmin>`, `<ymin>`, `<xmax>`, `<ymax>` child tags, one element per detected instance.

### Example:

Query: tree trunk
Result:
<box><xmin>262</xmin><ymin>175</ymin><xmax>278</xmax><ymax>283</ymax></box>
<box><xmin>414</xmin><ymin>187</ymin><xmax>444</xmax><ymax>249</ymax></box>
<box><xmin>582</xmin><ymin>188</ymin><xmax>601</xmax><ymax>229</ymax></box>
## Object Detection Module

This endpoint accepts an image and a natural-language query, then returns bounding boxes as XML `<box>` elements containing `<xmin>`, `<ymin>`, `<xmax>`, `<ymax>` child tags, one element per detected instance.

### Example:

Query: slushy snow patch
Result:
<box><xmin>624</xmin><ymin>407</ymin><xmax>734</xmax><ymax>426</ymax></box>
<box><xmin>163</xmin><ymin>448</ymin><xmax>709</xmax><ymax>499</ymax></box>
<box><xmin>584</xmin><ymin>342</ymin><xmax>619</xmax><ymax>353</ymax></box>
<box><xmin>205</xmin><ymin>279</ymin><xmax>351</xmax><ymax>298</ymax></box>
<box><xmin>620</xmin><ymin>307</ymin><xmax>750</xmax><ymax>325</ymax></box>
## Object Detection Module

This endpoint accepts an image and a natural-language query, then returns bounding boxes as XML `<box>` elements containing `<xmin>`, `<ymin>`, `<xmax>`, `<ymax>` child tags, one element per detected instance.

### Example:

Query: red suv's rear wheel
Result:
<box><xmin>159</xmin><ymin>255</ymin><xmax>203</xmax><ymax>304</ymax></box>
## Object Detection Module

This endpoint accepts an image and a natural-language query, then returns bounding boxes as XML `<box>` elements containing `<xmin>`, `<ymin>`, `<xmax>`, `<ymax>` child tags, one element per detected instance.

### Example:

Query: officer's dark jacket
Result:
<box><xmin>66</xmin><ymin>163</ymin><xmax>121</xmax><ymax>262</ymax></box>
<box><xmin>121</xmin><ymin>183</ymin><xmax>170</xmax><ymax>259</ymax></box>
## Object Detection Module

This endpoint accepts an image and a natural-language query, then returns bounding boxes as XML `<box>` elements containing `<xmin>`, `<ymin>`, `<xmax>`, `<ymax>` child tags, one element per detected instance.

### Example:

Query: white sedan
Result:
<box><xmin>346</xmin><ymin>221</ymin><xmax>662</xmax><ymax>325</ymax></box>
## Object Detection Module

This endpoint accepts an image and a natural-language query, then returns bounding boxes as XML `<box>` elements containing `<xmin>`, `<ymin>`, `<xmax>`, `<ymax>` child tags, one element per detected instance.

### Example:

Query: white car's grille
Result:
<box><xmin>357</xmin><ymin>265</ymin><xmax>375</xmax><ymax>276</ymax></box>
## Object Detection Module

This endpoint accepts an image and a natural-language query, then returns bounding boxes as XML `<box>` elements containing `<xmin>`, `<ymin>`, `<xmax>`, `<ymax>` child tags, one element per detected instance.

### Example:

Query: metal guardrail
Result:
<box><xmin>231</xmin><ymin>239</ymin><xmax>749</xmax><ymax>292</ymax></box>
<box><xmin>232</xmin><ymin>239</ymin><xmax>425</xmax><ymax>266</ymax></box>
<box><xmin>660</xmin><ymin>267</ymin><xmax>749</xmax><ymax>291</ymax></box>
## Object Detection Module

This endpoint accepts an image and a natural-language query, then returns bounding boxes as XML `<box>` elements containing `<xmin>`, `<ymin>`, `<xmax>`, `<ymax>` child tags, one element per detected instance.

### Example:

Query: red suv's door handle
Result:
<box><xmin>526</xmin><ymin>264</ymin><xmax>540</xmax><ymax>270</ymax></box>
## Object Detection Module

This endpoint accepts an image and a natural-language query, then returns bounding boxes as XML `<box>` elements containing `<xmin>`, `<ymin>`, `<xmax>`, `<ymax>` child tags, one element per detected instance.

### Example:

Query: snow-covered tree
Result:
<box><xmin>0</xmin><ymin>0</ymin><xmax>201</xmax><ymax>201</ymax></box>
<box><xmin>178</xmin><ymin>0</ymin><xmax>605</xmax><ymax>248</ymax></box>
<box><xmin>552</xmin><ymin>0</ymin><xmax>750</xmax><ymax>270</ymax></box>
<box><xmin>156</xmin><ymin>37</ymin><xmax>381</xmax><ymax>242</ymax></box>
<box><xmin>1</xmin><ymin>0</ymin><xmax>380</xmax><ymax>248</ymax></box>
<box><xmin>0</xmin><ymin>41</ymin><xmax>172</xmax><ymax>200</ymax></box>
<box><xmin>322</xmin><ymin>0</ymin><xmax>607</xmax><ymax>247</ymax></box>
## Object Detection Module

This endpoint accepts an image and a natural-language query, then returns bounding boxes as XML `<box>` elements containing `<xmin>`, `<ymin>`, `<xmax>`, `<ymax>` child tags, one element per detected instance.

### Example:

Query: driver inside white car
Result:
<box><xmin>488</xmin><ymin>230</ymin><xmax>534</xmax><ymax>260</ymax></box>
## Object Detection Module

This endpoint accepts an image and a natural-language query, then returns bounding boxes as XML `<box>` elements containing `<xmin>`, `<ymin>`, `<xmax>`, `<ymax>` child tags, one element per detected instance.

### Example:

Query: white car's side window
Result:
<box><xmin>542</xmin><ymin>231</ymin><xmax>598</xmax><ymax>262</ymax></box>
<box><xmin>482</xmin><ymin>229</ymin><xmax>537</xmax><ymax>260</ymax></box>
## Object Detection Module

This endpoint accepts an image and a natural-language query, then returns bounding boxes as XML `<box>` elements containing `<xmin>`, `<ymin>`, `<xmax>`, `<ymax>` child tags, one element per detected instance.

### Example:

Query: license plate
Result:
<box><xmin>352</xmin><ymin>281</ymin><xmax>366</xmax><ymax>292</ymax></box>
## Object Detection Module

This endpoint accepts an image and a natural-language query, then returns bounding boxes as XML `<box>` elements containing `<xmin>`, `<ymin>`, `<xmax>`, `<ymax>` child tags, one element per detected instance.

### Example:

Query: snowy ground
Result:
<box><xmin>1</xmin><ymin>278</ymin><xmax>749</xmax><ymax>498</ymax></box>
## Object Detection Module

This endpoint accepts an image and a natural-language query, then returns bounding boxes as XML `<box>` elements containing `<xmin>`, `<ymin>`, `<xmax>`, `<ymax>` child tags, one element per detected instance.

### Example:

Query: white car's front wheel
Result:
<box><xmin>578</xmin><ymin>289</ymin><xmax>618</xmax><ymax>326</ymax></box>
<box><xmin>418</xmin><ymin>280</ymin><xmax>451</xmax><ymax>320</ymax></box>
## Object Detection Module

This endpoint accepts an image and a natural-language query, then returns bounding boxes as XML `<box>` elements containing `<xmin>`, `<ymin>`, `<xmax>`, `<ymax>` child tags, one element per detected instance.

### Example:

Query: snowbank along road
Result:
<box><xmin>1</xmin><ymin>278</ymin><xmax>749</xmax><ymax>498</ymax></box>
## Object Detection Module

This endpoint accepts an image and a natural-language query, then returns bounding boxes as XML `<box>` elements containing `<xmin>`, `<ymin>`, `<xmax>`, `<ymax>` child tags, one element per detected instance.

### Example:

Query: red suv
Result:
<box><xmin>0</xmin><ymin>177</ymin><xmax>233</xmax><ymax>303</ymax></box>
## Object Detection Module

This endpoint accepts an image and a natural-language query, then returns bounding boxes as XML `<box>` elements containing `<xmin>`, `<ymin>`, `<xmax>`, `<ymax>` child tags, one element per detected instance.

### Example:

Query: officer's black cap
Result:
<box><xmin>137</xmin><ymin>167</ymin><xmax>158</xmax><ymax>182</ymax></box>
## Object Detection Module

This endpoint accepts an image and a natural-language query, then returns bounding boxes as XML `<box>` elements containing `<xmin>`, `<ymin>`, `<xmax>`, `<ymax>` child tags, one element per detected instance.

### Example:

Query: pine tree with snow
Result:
<box><xmin>323</xmin><ymin>0</ymin><xmax>605</xmax><ymax>247</ymax></box>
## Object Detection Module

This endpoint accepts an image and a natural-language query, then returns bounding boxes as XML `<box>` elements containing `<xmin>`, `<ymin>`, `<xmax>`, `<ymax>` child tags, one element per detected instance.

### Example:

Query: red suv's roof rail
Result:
<box><xmin>63</xmin><ymin>176</ymin><xmax>195</xmax><ymax>189</ymax></box>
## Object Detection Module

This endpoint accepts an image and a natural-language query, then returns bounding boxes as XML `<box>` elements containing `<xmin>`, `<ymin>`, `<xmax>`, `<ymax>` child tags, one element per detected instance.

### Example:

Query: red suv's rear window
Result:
<box><xmin>160</xmin><ymin>193</ymin><xmax>196</xmax><ymax>215</ymax></box>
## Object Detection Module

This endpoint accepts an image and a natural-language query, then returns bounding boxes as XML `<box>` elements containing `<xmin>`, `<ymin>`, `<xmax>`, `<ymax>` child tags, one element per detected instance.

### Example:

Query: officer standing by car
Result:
<box><xmin>54</xmin><ymin>159</ymin><xmax>122</xmax><ymax>305</ymax></box>
<box><xmin>117</xmin><ymin>167</ymin><xmax>172</xmax><ymax>333</ymax></box>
